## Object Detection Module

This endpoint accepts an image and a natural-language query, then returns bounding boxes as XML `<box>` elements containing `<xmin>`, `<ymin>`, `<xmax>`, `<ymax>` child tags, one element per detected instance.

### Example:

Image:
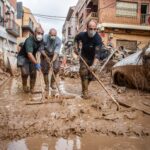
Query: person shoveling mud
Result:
<box><xmin>40</xmin><ymin>28</ymin><xmax>62</xmax><ymax>96</ymax></box>
<box><xmin>17</xmin><ymin>26</ymin><xmax>44</xmax><ymax>93</ymax></box>
<box><xmin>74</xmin><ymin>20</ymin><xmax>103</xmax><ymax>99</ymax></box>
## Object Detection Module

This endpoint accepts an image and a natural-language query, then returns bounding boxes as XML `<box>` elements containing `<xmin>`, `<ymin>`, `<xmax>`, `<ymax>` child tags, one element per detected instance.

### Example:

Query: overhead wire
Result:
<box><xmin>19</xmin><ymin>1</ymin><xmax>116</xmax><ymax>22</ymax></box>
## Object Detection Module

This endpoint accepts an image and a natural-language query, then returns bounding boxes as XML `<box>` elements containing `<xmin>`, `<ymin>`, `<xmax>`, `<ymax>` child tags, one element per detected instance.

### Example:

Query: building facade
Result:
<box><xmin>97</xmin><ymin>0</ymin><xmax>150</xmax><ymax>50</ymax></box>
<box><xmin>62</xmin><ymin>6</ymin><xmax>77</xmax><ymax>55</ymax></box>
<box><xmin>0</xmin><ymin>0</ymin><xmax>20</xmax><ymax>53</ymax></box>
<box><xmin>17</xmin><ymin>2</ymin><xmax>39</xmax><ymax>45</ymax></box>
<box><xmin>64</xmin><ymin>0</ymin><xmax>150</xmax><ymax>52</ymax></box>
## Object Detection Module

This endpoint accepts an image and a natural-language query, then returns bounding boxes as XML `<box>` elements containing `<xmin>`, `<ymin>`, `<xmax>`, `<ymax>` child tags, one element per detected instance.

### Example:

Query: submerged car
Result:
<box><xmin>112</xmin><ymin>46</ymin><xmax>150</xmax><ymax>91</ymax></box>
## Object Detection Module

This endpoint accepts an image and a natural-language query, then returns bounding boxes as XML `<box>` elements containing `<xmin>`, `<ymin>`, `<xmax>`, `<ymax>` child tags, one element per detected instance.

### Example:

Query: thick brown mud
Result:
<box><xmin>0</xmin><ymin>74</ymin><xmax>150</xmax><ymax>149</ymax></box>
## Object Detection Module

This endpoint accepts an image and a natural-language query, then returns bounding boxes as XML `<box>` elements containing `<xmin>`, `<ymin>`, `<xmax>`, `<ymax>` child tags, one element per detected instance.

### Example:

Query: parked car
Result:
<box><xmin>112</xmin><ymin>46</ymin><xmax>150</xmax><ymax>91</ymax></box>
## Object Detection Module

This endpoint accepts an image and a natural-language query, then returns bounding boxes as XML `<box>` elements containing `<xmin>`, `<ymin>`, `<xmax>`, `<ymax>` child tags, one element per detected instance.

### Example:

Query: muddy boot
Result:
<box><xmin>22</xmin><ymin>76</ymin><xmax>30</xmax><ymax>93</ymax></box>
<box><xmin>51</xmin><ymin>76</ymin><xmax>56</xmax><ymax>90</ymax></box>
<box><xmin>30</xmin><ymin>79</ymin><xmax>36</xmax><ymax>93</ymax></box>
<box><xmin>44</xmin><ymin>74</ymin><xmax>49</xmax><ymax>91</ymax></box>
<box><xmin>23</xmin><ymin>86</ymin><xmax>30</xmax><ymax>93</ymax></box>
<box><xmin>81</xmin><ymin>79</ymin><xmax>90</xmax><ymax>99</ymax></box>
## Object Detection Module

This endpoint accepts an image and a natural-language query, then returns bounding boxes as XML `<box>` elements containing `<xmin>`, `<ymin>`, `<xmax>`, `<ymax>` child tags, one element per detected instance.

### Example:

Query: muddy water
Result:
<box><xmin>0</xmin><ymin>77</ymin><xmax>150</xmax><ymax>150</ymax></box>
<box><xmin>3</xmin><ymin>134</ymin><xmax>150</xmax><ymax>150</ymax></box>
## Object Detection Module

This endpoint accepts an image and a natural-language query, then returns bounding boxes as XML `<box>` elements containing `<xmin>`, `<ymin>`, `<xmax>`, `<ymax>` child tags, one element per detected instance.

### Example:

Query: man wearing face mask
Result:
<box><xmin>17</xmin><ymin>26</ymin><xmax>44</xmax><ymax>93</ymax></box>
<box><xmin>40</xmin><ymin>28</ymin><xmax>61</xmax><ymax>91</ymax></box>
<box><xmin>74</xmin><ymin>20</ymin><xmax>102</xmax><ymax>99</ymax></box>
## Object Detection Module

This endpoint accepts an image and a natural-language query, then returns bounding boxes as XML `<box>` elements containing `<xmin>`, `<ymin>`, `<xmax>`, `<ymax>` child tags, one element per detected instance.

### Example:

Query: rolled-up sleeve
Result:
<box><xmin>54</xmin><ymin>38</ymin><xmax>62</xmax><ymax>54</ymax></box>
<box><xmin>25</xmin><ymin>38</ymin><xmax>34</xmax><ymax>53</ymax></box>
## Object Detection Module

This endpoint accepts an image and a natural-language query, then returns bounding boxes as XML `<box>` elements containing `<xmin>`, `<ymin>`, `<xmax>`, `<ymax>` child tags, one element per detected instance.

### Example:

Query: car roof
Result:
<box><xmin>113</xmin><ymin>47</ymin><xmax>150</xmax><ymax>67</ymax></box>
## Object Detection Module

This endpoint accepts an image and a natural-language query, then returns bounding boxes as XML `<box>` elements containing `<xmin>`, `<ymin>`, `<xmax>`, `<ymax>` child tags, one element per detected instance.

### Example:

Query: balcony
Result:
<box><xmin>85</xmin><ymin>12</ymin><xmax>98</xmax><ymax>24</ymax></box>
<box><xmin>141</xmin><ymin>14</ymin><xmax>150</xmax><ymax>25</ymax></box>
<box><xmin>78</xmin><ymin>12</ymin><xmax>98</xmax><ymax>32</ymax></box>
<box><xmin>22</xmin><ymin>22</ymin><xmax>34</xmax><ymax>33</ymax></box>
<box><xmin>6</xmin><ymin>19</ymin><xmax>20</xmax><ymax>37</ymax></box>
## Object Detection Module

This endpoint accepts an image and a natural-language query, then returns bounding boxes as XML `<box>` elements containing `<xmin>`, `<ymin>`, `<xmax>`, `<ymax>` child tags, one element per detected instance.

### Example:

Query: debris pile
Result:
<box><xmin>0</xmin><ymin>52</ymin><xmax>10</xmax><ymax>86</ymax></box>
<box><xmin>59</xmin><ymin>65</ymin><xmax>79</xmax><ymax>79</ymax></box>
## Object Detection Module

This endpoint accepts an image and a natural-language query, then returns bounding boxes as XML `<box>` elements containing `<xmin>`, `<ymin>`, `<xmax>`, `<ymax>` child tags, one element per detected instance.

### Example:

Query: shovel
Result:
<box><xmin>78</xmin><ymin>54</ymin><xmax>120</xmax><ymax>111</ymax></box>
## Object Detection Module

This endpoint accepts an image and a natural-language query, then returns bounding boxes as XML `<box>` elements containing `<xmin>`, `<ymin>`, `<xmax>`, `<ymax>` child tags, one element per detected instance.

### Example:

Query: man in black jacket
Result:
<box><xmin>74</xmin><ymin>20</ymin><xmax>103</xmax><ymax>99</ymax></box>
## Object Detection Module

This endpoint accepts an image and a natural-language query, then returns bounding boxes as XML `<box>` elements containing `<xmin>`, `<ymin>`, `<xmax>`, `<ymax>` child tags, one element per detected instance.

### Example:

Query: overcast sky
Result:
<box><xmin>18</xmin><ymin>0</ymin><xmax>78</xmax><ymax>39</ymax></box>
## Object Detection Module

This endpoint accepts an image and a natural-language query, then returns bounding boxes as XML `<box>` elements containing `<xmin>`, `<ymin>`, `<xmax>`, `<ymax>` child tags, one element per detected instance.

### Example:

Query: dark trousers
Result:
<box><xmin>21</xmin><ymin>59</ymin><xmax>36</xmax><ymax>90</ymax></box>
<box><xmin>40</xmin><ymin>55</ymin><xmax>60</xmax><ymax>87</ymax></box>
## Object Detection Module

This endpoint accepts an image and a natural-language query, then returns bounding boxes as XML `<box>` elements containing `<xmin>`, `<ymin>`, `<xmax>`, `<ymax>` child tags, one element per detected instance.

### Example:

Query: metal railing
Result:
<box><xmin>85</xmin><ymin>12</ymin><xmax>98</xmax><ymax>24</ymax></box>
<box><xmin>79</xmin><ymin>12</ymin><xmax>98</xmax><ymax>31</ymax></box>
<box><xmin>5</xmin><ymin>19</ymin><xmax>20</xmax><ymax>37</ymax></box>
<box><xmin>140</xmin><ymin>14</ymin><xmax>150</xmax><ymax>25</ymax></box>
<box><xmin>22</xmin><ymin>22</ymin><xmax>34</xmax><ymax>33</ymax></box>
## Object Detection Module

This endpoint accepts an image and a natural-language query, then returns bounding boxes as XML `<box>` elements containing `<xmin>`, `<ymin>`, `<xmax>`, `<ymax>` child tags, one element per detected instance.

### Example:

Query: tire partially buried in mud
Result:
<box><xmin>114</xmin><ymin>72</ymin><xmax>135</xmax><ymax>88</ymax></box>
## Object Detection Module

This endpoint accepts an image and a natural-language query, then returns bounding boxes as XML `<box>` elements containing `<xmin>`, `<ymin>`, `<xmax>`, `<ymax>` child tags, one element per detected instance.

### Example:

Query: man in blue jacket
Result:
<box><xmin>40</xmin><ymin>28</ymin><xmax>62</xmax><ymax>91</ymax></box>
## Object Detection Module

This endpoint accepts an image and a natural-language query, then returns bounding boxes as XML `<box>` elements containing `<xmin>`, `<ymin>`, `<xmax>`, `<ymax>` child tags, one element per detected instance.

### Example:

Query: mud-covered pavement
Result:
<box><xmin>0</xmin><ymin>74</ymin><xmax>150</xmax><ymax>150</ymax></box>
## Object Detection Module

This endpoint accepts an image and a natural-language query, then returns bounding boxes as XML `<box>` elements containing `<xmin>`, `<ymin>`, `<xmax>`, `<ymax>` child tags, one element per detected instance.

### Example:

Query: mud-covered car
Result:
<box><xmin>112</xmin><ymin>46</ymin><xmax>150</xmax><ymax>91</ymax></box>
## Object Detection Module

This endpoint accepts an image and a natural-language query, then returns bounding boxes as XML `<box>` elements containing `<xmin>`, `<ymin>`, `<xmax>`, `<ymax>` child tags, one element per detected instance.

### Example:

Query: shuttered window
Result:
<box><xmin>116</xmin><ymin>2</ymin><xmax>138</xmax><ymax>17</ymax></box>
<box><xmin>0</xmin><ymin>0</ymin><xmax>3</xmax><ymax>17</ymax></box>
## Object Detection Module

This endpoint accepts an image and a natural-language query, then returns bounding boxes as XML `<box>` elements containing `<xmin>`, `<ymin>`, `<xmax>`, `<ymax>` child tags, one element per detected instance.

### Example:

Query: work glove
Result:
<box><xmin>34</xmin><ymin>63</ymin><xmax>41</xmax><ymax>71</ymax></box>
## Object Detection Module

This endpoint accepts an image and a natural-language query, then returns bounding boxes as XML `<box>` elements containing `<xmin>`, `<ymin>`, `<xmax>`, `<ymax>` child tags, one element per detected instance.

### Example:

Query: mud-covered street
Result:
<box><xmin>0</xmin><ymin>73</ymin><xmax>150</xmax><ymax>150</ymax></box>
<box><xmin>0</xmin><ymin>0</ymin><xmax>150</xmax><ymax>149</ymax></box>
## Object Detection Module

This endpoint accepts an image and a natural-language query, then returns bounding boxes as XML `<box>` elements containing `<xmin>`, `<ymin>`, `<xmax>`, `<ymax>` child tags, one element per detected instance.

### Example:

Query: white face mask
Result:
<box><xmin>88</xmin><ymin>30</ymin><xmax>96</xmax><ymax>38</ymax></box>
<box><xmin>50</xmin><ymin>35</ymin><xmax>56</xmax><ymax>40</ymax></box>
<box><xmin>36</xmin><ymin>34</ymin><xmax>43</xmax><ymax>41</ymax></box>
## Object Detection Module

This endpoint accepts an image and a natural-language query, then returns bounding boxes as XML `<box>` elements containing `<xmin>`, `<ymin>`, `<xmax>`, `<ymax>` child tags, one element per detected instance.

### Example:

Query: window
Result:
<box><xmin>68</xmin><ymin>27</ymin><xmax>71</xmax><ymax>35</ymax></box>
<box><xmin>0</xmin><ymin>0</ymin><xmax>3</xmax><ymax>17</ymax></box>
<box><xmin>141</xmin><ymin>4</ymin><xmax>149</xmax><ymax>24</ymax></box>
<box><xmin>79</xmin><ymin>14</ymin><xmax>83</xmax><ymax>26</ymax></box>
<box><xmin>116</xmin><ymin>2</ymin><xmax>138</xmax><ymax>17</ymax></box>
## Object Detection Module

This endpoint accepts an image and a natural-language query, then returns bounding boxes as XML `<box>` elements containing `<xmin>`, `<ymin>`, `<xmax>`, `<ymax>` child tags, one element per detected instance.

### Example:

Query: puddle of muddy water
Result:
<box><xmin>4</xmin><ymin>134</ymin><xmax>150</xmax><ymax>150</ymax></box>
<box><xmin>59</xmin><ymin>80</ymin><xmax>81</xmax><ymax>99</ymax></box>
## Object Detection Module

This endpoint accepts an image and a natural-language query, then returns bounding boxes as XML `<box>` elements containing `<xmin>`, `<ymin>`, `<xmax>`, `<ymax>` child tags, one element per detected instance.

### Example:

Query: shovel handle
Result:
<box><xmin>79</xmin><ymin>54</ymin><xmax>120</xmax><ymax>110</ymax></box>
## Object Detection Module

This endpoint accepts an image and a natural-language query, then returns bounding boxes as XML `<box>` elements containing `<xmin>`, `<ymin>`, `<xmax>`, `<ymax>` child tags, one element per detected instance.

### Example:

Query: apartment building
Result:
<box><xmin>62</xmin><ymin>0</ymin><xmax>88</xmax><ymax>55</ymax></box>
<box><xmin>66</xmin><ymin>0</ymin><xmax>150</xmax><ymax>51</ymax></box>
<box><xmin>17</xmin><ymin>2</ymin><xmax>39</xmax><ymax>45</ymax></box>
<box><xmin>0</xmin><ymin>0</ymin><xmax>20</xmax><ymax>53</ymax></box>
<box><xmin>62</xmin><ymin>6</ymin><xmax>77</xmax><ymax>55</ymax></box>
<box><xmin>97</xmin><ymin>0</ymin><xmax>150</xmax><ymax>50</ymax></box>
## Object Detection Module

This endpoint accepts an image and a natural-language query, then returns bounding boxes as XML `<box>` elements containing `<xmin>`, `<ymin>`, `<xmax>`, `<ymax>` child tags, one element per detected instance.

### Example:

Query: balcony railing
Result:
<box><xmin>78</xmin><ymin>12</ymin><xmax>98</xmax><ymax>32</ymax></box>
<box><xmin>141</xmin><ymin>14</ymin><xmax>150</xmax><ymax>25</ymax></box>
<box><xmin>22</xmin><ymin>23</ymin><xmax>34</xmax><ymax>33</ymax></box>
<box><xmin>100</xmin><ymin>12</ymin><xmax>150</xmax><ymax>26</ymax></box>
<box><xmin>6</xmin><ymin>19</ymin><xmax>20</xmax><ymax>37</ymax></box>
<box><xmin>85</xmin><ymin>12</ymin><xmax>98</xmax><ymax>24</ymax></box>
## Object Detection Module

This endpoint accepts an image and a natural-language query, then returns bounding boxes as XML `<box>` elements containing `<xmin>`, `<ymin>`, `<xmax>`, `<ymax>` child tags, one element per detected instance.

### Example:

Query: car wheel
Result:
<box><xmin>114</xmin><ymin>72</ymin><xmax>133</xmax><ymax>87</ymax></box>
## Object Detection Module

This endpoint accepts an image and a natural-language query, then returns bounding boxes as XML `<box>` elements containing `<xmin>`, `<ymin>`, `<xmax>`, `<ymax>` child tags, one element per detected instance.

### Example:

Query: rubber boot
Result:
<box><xmin>22</xmin><ymin>76</ymin><xmax>30</xmax><ymax>93</ymax></box>
<box><xmin>51</xmin><ymin>75</ymin><xmax>56</xmax><ymax>90</ymax></box>
<box><xmin>81</xmin><ymin>79</ymin><xmax>90</xmax><ymax>99</ymax></box>
<box><xmin>30</xmin><ymin>78</ymin><xmax>36</xmax><ymax>93</ymax></box>
<box><xmin>44</xmin><ymin>74</ymin><xmax>49</xmax><ymax>91</ymax></box>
